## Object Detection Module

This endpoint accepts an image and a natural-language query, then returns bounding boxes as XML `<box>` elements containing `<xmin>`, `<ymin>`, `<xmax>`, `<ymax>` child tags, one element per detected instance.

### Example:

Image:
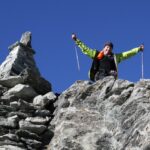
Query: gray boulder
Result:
<box><xmin>34</xmin><ymin>109</ymin><xmax>51</xmax><ymax>117</ymax></box>
<box><xmin>20</xmin><ymin>138</ymin><xmax>42</xmax><ymax>149</ymax></box>
<box><xmin>4</xmin><ymin>84</ymin><xmax>37</xmax><ymax>100</ymax></box>
<box><xmin>0</xmin><ymin>115</ymin><xmax>19</xmax><ymax>128</ymax></box>
<box><xmin>8</xmin><ymin>111</ymin><xmax>30</xmax><ymax>119</ymax></box>
<box><xmin>33</xmin><ymin>92</ymin><xmax>56</xmax><ymax>108</ymax></box>
<box><xmin>16</xmin><ymin>129</ymin><xmax>41</xmax><ymax>141</ymax></box>
<box><xmin>0</xmin><ymin>76</ymin><xmax>24</xmax><ymax>88</ymax></box>
<box><xmin>19</xmin><ymin>120</ymin><xmax>47</xmax><ymax>135</ymax></box>
<box><xmin>18</xmin><ymin>99</ymin><xmax>35</xmax><ymax>112</ymax></box>
<box><xmin>0</xmin><ymin>145</ymin><xmax>26</xmax><ymax>150</ymax></box>
<box><xmin>20</xmin><ymin>68</ymin><xmax>52</xmax><ymax>95</ymax></box>
<box><xmin>25</xmin><ymin>116</ymin><xmax>50</xmax><ymax>125</ymax></box>
<box><xmin>0</xmin><ymin>133</ymin><xmax>19</xmax><ymax>142</ymax></box>
<box><xmin>10</xmin><ymin>101</ymin><xmax>20</xmax><ymax>110</ymax></box>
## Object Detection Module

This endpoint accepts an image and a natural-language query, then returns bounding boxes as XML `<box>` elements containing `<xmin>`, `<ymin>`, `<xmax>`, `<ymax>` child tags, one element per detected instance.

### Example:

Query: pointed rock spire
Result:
<box><xmin>0</xmin><ymin>31</ymin><xmax>51</xmax><ymax>94</ymax></box>
<box><xmin>20</xmin><ymin>31</ymin><xmax>32</xmax><ymax>48</ymax></box>
<box><xmin>0</xmin><ymin>31</ymin><xmax>38</xmax><ymax>77</ymax></box>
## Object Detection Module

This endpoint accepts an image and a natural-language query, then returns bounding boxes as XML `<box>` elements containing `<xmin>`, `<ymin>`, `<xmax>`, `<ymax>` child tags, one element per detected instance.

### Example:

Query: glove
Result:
<box><xmin>139</xmin><ymin>44</ymin><xmax>144</xmax><ymax>51</ymax></box>
<box><xmin>71</xmin><ymin>33</ymin><xmax>77</xmax><ymax>41</ymax></box>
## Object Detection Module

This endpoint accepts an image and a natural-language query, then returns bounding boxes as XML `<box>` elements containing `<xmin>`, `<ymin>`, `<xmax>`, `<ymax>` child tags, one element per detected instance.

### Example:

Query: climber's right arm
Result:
<box><xmin>72</xmin><ymin>34</ymin><xmax>97</xmax><ymax>59</ymax></box>
<box><xmin>76</xmin><ymin>39</ymin><xmax>97</xmax><ymax>59</ymax></box>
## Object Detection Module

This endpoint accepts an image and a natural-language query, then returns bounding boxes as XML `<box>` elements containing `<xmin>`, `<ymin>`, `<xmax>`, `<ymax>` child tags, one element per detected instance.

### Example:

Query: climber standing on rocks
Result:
<box><xmin>72</xmin><ymin>33</ymin><xmax>144</xmax><ymax>81</ymax></box>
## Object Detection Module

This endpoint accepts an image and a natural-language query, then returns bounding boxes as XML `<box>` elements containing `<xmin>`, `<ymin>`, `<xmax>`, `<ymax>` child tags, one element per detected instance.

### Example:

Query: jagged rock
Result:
<box><xmin>48</xmin><ymin>77</ymin><xmax>150</xmax><ymax>150</ymax></box>
<box><xmin>25</xmin><ymin>116</ymin><xmax>50</xmax><ymax>125</ymax></box>
<box><xmin>0</xmin><ymin>85</ymin><xmax>8</xmax><ymax>96</ymax></box>
<box><xmin>0</xmin><ymin>105</ymin><xmax>16</xmax><ymax>117</ymax></box>
<box><xmin>20</xmin><ymin>138</ymin><xmax>42</xmax><ymax>150</ymax></box>
<box><xmin>0</xmin><ymin>76</ymin><xmax>24</xmax><ymax>88</ymax></box>
<box><xmin>0</xmin><ymin>105</ymin><xmax>15</xmax><ymax>112</ymax></box>
<box><xmin>33</xmin><ymin>95</ymin><xmax>43</xmax><ymax>105</ymax></box>
<box><xmin>0</xmin><ymin>110</ymin><xmax>8</xmax><ymax>116</ymax></box>
<box><xmin>18</xmin><ymin>99</ymin><xmax>35</xmax><ymax>112</ymax></box>
<box><xmin>0</xmin><ymin>95</ymin><xmax>18</xmax><ymax>105</ymax></box>
<box><xmin>4</xmin><ymin>84</ymin><xmax>38</xmax><ymax>100</ymax></box>
<box><xmin>33</xmin><ymin>92</ymin><xmax>56</xmax><ymax>108</ymax></box>
<box><xmin>53</xmin><ymin>80</ymin><xmax>92</xmax><ymax>110</ymax></box>
<box><xmin>20</xmin><ymin>31</ymin><xmax>32</xmax><ymax>48</ymax></box>
<box><xmin>0</xmin><ymin>115</ymin><xmax>19</xmax><ymax>128</ymax></box>
<box><xmin>16</xmin><ymin>129</ymin><xmax>41</xmax><ymax>141</ymax></box>
<box><xmin>41</xmin><ymin>128</ymin><xmax>54</xmax><ymax>145</ymax></box>
<box><xmin>34</xmin><ymin>109</ymin><xmax>51</xmax><ymax>117</ymax></box>
<box><xmin>44</xmin><ymin>92</ymin><xmax>57</xmax><ymax>102</ymax></box>
<box><xmin>0</xmin><ymin>145</ymin><xmax>25</xmax><ymax>150</ymax></box>
<box><xmin>19</xmin><ymin>120</ymin><xmax>47</xmax><ymax>135</ymax></box>
<box><xmin>10</xmin><ymin>101</ymin><xmax>20</xmax><ymax>110</ymax></box>
<box><xmin>20</xmin><ymin>68</ymin><xmax>51</xmax><ymax>95</ymax></box>
<box><xmin>8</xmin><ymin>111</ymin><xmax>31</xmax><ymax>119</ymax></box>
<box><xmin>0</xmin><ymin>133</ymin><xmax>19</xmax><ymax>142</ymax></box>
<box><xmin>0</xmin><ymin>127</ymin><xmax>8</xmax><ymax>136</ymax></box>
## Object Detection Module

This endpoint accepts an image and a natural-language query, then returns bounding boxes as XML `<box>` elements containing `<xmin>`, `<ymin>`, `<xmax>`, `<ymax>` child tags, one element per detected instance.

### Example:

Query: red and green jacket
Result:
<box><xmin>75</xmin><ymin>39</ymin><xmax>141</xmax><ymax>80</ymax></box>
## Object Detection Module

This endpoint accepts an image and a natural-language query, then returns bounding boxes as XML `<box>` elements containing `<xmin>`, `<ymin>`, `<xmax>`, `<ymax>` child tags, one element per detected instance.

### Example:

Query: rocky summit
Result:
<box><xmin>49</xmin><ymin>78</ymin><xmax>150</xmax><ymax>150</ymax></box>
<box><xmin>0</xmin><ymin>32</ymin><xmax>150</xmax><ymax>150</ymax></box>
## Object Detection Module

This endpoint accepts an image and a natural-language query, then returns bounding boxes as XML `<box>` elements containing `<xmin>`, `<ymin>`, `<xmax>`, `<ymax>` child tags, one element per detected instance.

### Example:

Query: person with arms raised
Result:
<box><xmin>72</xmin><ymin>33</ymin><xmax>144</xmax><ymax>81</ymax></box>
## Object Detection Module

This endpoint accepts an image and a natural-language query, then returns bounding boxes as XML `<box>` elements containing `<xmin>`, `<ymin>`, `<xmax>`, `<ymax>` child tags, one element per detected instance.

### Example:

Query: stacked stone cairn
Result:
<box><xmin>0</xmin><ymin>32</ymin><xmax>57</xmax><ymax>150</ymax></box>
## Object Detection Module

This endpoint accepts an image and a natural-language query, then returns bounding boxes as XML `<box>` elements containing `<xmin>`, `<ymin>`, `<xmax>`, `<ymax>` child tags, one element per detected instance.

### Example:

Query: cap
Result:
<box><xmin>104</xmin><ymin>42</ymin><xmax>114</xmax><ymax>49</ymax></box>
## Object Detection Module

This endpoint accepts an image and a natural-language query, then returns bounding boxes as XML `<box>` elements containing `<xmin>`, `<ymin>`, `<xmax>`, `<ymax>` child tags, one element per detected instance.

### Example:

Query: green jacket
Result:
<box><xmin>76</xmin><ymin>39</ymin><xmax>141</xmax><ymax>80</ymax></box>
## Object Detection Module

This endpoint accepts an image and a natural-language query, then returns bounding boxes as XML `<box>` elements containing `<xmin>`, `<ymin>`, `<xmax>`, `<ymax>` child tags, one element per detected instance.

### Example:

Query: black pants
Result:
<box><xmin>94</xmin><ymin>70</ymin><xmax>117</xmax><ymax>81</ymax></box>
<box><xmin>94</xmin><ymin>70</ymin><xmax>107</xmax><ymax>81</ymax></box>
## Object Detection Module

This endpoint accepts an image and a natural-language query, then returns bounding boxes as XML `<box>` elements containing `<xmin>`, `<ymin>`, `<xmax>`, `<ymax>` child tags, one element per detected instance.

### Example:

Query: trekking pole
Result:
<box><xmin>141</xmin><ymin>51</ymin><xmax>144</xmax><ymax>79</ymax></box>
<box><xmin>75</xmin><ymin>45</ymin><xmax>80</xmax><ymax>71</ymax></box>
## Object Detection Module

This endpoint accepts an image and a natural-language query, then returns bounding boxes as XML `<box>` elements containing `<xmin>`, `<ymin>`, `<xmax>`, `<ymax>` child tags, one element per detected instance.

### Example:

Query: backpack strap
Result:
<box><xmin>89</xmin><ymin>50</ymin><xmax>100</xmax><ymax>81</ymax></box>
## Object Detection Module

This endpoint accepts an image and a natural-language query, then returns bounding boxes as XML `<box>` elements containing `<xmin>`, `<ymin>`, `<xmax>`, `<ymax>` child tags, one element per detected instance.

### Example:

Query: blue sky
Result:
<box><xmin>0</xmin><ymin>0</ymin><xmax>150</xmax><ymax>93</ymax></box>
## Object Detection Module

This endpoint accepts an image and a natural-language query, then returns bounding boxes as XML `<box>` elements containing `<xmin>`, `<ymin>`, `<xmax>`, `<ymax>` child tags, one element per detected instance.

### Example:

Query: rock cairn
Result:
<box><xmin>0</xmin><ymin>32</ymin><xmax>57</xmax><ymax>150</ymax></box>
